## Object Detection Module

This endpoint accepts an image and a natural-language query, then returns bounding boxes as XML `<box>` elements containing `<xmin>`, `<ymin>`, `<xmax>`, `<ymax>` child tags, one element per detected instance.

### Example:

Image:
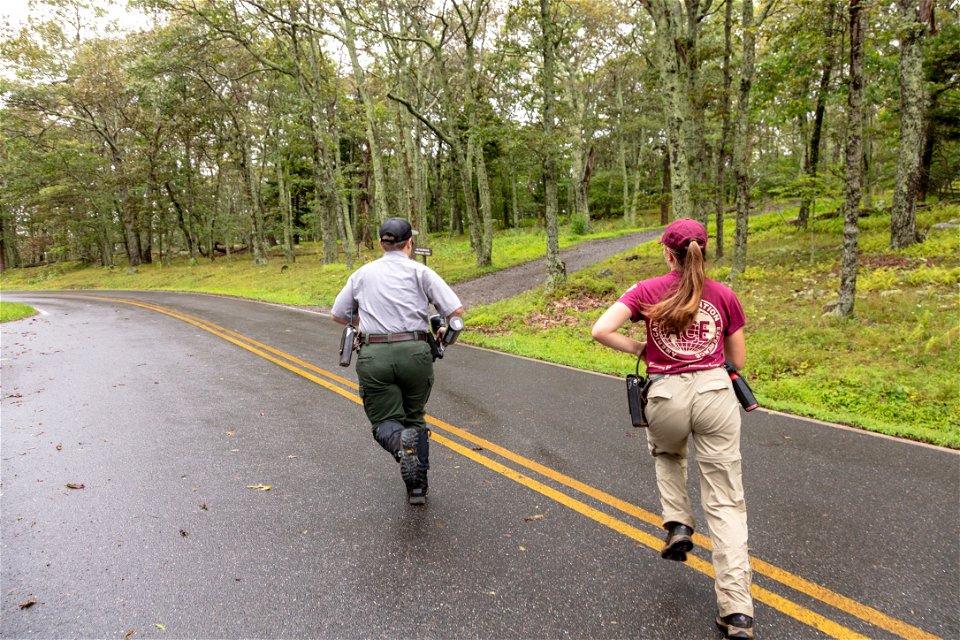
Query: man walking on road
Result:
<box><xmin>332</xmin><ymin>218</ymin><xmax>463</xmax><ymax>505</ymax></box>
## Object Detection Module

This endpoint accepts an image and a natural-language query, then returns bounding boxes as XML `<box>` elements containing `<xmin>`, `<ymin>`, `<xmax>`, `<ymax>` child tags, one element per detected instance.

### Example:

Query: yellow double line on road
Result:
<box><xmin>84</xmin><ymin>295</ymin><xmax>939</xmax><ymax>640</ymax></box>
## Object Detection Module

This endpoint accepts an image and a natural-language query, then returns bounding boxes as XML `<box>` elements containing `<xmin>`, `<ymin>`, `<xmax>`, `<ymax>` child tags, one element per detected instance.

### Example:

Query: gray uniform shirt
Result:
<box><xmin>331</xmin><ymin>251</ymin><xmax>462</xmax><ymax>334</ymax></box>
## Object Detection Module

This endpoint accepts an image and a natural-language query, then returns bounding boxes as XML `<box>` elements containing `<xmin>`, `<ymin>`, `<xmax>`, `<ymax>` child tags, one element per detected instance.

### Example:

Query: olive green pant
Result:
<box><xmin>356</xmin><ymin>340</ymin><xmax>435</xmax><ymax>433</ymax></box>
<box><xmin>644</xmin><ymin>367</ymin><xmax>753</xmax><ymax>619</ymax></box>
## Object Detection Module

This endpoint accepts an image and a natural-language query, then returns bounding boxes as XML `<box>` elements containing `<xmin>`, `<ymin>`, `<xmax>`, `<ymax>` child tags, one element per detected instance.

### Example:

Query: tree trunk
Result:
<box><xmin>836</xmin><ymin>0</ymin><xmax>865</xmax><ymax>319</ymax></box>
<box><xmin>890</xmin><ymin>0</ymin><xmax>927</xmax><ymax>249</ymax></box>
<box><xmin>578</xmin><ymin>146</ymin><xmax>595</xmax><ymax>230</ymax></box>
<box><xmin>449</xmin><ymin>164</ymin><xmax>464</xmax><ymax>237</ymax></box>
<box><xmin>541</xmin><ymin>0</ymin><xmax>565</xmax><ymax>291</ymax></box>
<box><xmin>511</xmin><ymin>171</ymin><xmax>520</xmax><ymax>228</ymax></box>
<box><xmin>798</xmin><ymin>1</ymin><xmax>838</xmax><ymax>228</ymax></box>
<box><xmin>615</xmin><ymin>74</ymin><xmax>633</xmax><ymax>225</ymax></box>
<box><xmin>566</xmin><ymin>82</ymin><xmax>593</xmax><ymax>233</ymax></box>
<box><xmin>917</xmin><ymin>114</ymin><xmax>936</xmax><ymax>202</ymax></box>
<box><xmin>0</xmin><ymin>207</ymin><xmax>10</xmax><ymax>271</ymax></box>
<box><xmin>661</xmin><ymin>146</ymin><xmax>671</xmax><ymax>224</ymax></box>
<box><xmin>714</xmin><ymin>0</ymin><xmax>733</xmax><ymax>259</ymax></box>
<box><xmin>648</xmin><ymin>0</ymin><xmax>693</xmax><ymax>219</ymax></box>
<box><xmin>165</xmin><ymin>181</ymin><xmax>197</xmax><ymax>260</ymax></box>
<box><xmin>684</xmin><ymin>0</ymin><xmax>708</xmax><ymax>224</ymax></box>
<box><xmin>238</xmin><ymin>139</ymin><xmax>268</xmax><ymax>265</ymax></box>
<box><xmin>335</xmin><ymin>0</ymin><xmax>388</xmax><ymax>226</ymax></box>
<box><xmin>475</xmin><ymin>142</ymin><xmax>494</xmax><ymax>265</ymax></box>
<box><xmin>730</xmin><ymin>0</ymin><xmax>773</xmax><ymax>278</ymax></box>
<box><xmin>277</xmin><ymin>161</ymin><xmax>295</xmax><ymax>264</ymax></box>
<box><xmin>306</xmin><ymin>130</ymin><xmax>337</xmax><ymax>264</ymax></box>
<box><xmin>118</xmin><ymin>186</ymin><xmax>142</xmax><ymax>267</ymax></box>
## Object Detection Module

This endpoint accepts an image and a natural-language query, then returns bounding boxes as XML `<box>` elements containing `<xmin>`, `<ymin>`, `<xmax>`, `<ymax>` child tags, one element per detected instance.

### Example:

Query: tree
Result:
<box><xmin>836</xmin><ymin>0</ymin><xmax>865</xmax><ymax>319</ymax></box>
<box><xmin>796</xmin><ymin>0</ymin><xmax>840</xmax><ymax>229</ymax></box>
<box><xmin>730</xmin><ymin>0</ymin><xmax>778</xmax><ymax>279</ymax></box>
<box><xmin>890</xmin><ymin>0</ymin><xmax>933</xmax><ymax>249</ymax></box>
<box><xmin>714</xmin><ymin>0</ymin><xmax>733</xmax><ymax>257</ymax></box>
<box><xmin>918</xmin><ymin>14</ymin><xmax>960</xmax><ymax>202</ymax></box>
<box><xmin>541</xmin><ymin>0</ymin><xmax>565</xmax><ymax>291</ymax></box>
<box><xmin>641</xmin><ymin>0</ymin><xmax>694</xmax><ymax>219</ymax></box>
<box><xmin>387</xmin><ymin>0</ymin><xmax>496</xmax><ymax>267</ymax></box>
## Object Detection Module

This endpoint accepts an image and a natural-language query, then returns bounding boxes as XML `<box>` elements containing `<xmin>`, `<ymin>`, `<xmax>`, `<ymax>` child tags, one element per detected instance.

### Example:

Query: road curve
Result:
<box><xmin>1</xmin><ymin>291</ymin><xmax>957</xmax><ymax>640</ymax></box>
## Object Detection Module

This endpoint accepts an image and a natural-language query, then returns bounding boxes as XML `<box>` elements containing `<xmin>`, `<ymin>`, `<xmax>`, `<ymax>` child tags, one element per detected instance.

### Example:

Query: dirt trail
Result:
<box><xmin>455</xmin><ymin>229</ymin><xmax>662</xmax><ymax>309</ymax></box>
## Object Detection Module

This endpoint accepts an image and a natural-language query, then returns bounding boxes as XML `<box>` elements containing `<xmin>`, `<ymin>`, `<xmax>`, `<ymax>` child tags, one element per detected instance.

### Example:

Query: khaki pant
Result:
<box><xmin>644</xmin><ymin>367</ymin><xmax>753</xmax><ymax>618</ymax></box>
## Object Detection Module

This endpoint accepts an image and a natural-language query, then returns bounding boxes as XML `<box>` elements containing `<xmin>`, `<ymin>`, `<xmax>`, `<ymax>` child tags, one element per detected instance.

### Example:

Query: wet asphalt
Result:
<box><xmin>1</xmin><ymin>291</ymin><xmax>957</xmax><ymax>640</ymax></box>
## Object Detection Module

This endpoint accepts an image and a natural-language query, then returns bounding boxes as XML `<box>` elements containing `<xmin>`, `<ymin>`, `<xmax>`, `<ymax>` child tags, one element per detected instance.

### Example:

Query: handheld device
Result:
<box><xmin>339</xmin><ymin>325</ymin><xmax>358</xmax><ymax>367</ymax></box>
<box><xmin>723</xmin><ymin>361</ymin><xmax>759</xmax><ymax>411</ymax></box>
<box><xmin>626</xmin><ymin>355</ymin><xmax>649</xmax><ymax>427</ymax></box>
<box><xmin>428</xmin><ymin>314</ymin><xmax>464</xmax><ymax>360</ymax></box>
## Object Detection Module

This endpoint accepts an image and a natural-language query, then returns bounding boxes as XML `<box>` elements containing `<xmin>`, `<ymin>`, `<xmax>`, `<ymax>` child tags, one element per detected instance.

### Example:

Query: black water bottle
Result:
<box><xmin>724</xmin><ymin>361</ymin><xmax>759</xmax><ymax>412</ymax></box>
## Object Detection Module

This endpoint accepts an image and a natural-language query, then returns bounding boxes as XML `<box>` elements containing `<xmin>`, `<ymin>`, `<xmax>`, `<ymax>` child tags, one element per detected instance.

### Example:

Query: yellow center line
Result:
<box><xmin>434</xmin><ymin>432</ymin><xmax>871</xmax><ymax>640</ymax></box>
<box><xmin>77</xmin><ymin>295</ymin><xmax>939</xmax><ymax>640</ymax></box>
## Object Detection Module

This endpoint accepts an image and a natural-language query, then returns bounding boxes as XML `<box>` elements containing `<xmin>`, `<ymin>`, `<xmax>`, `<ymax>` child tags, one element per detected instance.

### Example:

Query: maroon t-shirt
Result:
<box><xmin>617</xmin><ymin>271</ymin><xmax>746</xmax><ymax>374</ymax></box>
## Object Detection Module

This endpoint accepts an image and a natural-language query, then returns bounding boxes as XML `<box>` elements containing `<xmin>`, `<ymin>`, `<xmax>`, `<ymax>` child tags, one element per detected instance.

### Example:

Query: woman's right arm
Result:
<box><xmin>591</xmin><ymin>302</ymin><xmax>646</xmax><ymax>358</ymax></box>
<box><xmin>723</xmin><ymin>328</ymin><xmax>746</xmax><ymax>371</ymax></box>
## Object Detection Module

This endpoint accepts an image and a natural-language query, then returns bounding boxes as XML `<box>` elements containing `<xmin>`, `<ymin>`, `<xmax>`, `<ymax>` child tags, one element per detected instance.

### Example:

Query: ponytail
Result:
<box><xmin>643</xmin><ymin>241</ymin><xmax>705</xmax><ymax>334</ymax></box>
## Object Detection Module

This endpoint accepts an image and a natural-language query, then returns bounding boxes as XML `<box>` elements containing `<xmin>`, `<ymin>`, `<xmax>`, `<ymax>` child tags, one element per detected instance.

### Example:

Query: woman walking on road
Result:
<box><xmin>591</xmin><ymin>218</ymin><xmax>755</xmax><ymax>639</ymax></box>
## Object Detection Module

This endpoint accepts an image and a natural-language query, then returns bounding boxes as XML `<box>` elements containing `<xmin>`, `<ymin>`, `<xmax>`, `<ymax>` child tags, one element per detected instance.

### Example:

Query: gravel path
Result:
<box><xmin>455</xmin><ymin>229</ymin><xmax>662</xmax><ymax>309</ymax></box>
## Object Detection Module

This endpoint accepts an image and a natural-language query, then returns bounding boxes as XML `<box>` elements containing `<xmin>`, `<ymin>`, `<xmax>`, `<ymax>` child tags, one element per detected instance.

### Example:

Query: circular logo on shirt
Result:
<box><xmin>650</xmin><ymin>301</ymin><xmax>722</xmax><ymax>361</ymax></box>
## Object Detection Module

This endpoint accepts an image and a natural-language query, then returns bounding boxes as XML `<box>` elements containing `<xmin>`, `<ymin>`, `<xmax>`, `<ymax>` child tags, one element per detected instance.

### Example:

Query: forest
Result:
<box><xmin>1</xmin><ymin>1</ymin><xmax>958</xmax><ymax>311</ymax></box>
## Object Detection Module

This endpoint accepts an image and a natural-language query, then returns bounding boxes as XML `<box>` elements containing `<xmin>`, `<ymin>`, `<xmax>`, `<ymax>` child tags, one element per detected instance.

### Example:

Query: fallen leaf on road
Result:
<box><xmin>519</xmin><ymin>546</ymin><xmax>527</xmax><ymax>551</ymax></box>
<box><xmin>65</xmin><ymin>483</ymin><xmax>85</xmax><ymax>490</ymax></box>
<box><xmin>123</xmin><ymin>630</ymin><xmax>136</xmax><ymax>639</ymax></box>
<box><xmin>247</xmin><ymin>484</ymin><xmax>272</xmax><ymax>491</ymax></box>
<box><xmin>225</xmin><ymin>431</ymin><xmax>236</xmax><ymax>437</ymax></box>
<box><xmin>154</xmin><ymin>623</ymin><xmax>166</xmax><ymax>631</ymax></box>
<box><xmin>18</xmin><ymin>598</ymin><xmax>37</xmax><ymax>609</ymax></box>
<box><xmin>523</xmin><ymin>514</ymin><xmax>544</xmax><ymax>522</ymax></box>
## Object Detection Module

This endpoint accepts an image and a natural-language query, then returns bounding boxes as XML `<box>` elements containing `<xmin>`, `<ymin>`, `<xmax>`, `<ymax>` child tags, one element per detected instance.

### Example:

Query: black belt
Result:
<box><xmin>362</xmin><ymin>331</ymin><xmax>430</xmax><ymax>344</ymax></box>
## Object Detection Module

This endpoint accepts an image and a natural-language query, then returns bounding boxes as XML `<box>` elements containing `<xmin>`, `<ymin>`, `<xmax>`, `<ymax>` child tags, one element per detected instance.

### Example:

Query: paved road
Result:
<box><xmin>2</xmin><ymin>291</ymin><xmax>957</xmax><ymax>640</ymax></box>
<box><xmin>454</xmin><ymin>230</ymin><xmax>663</xmax><ymax>309</ymax></box>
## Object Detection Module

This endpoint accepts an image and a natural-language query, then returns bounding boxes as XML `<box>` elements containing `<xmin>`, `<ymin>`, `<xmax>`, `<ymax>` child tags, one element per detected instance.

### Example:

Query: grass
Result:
<box><xmin>463</xmin><ymin>203</ymin><xmax>960</xmax><ymax>449</ymax></box>
<box><xmin>0</xmin><ymin>301</ymin><xmax>38</xmax><ymax>323</ymax></box>
<box><xmin>0</xmin><ymin>220</ymin><xmax>642</xmax><ymax>306</ymax></box>
<box><xmin>1</xmin><ymin>208</ymin><xmax>957</xmax><ymax>447</ymax></box>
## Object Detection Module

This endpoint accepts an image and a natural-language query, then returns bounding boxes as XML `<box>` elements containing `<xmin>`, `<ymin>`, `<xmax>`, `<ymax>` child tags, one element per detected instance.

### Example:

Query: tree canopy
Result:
<box><xmin>1</xmin><ymin>0</ymin><xmax>957</xmax><ymax>281</ymax></box>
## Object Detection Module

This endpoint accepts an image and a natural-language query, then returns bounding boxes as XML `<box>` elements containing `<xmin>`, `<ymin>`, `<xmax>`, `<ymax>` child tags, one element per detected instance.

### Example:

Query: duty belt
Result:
<box><xmin>361</xmin><ymin>331</ymin><xmax>430</xmax><ymax>344</ymax></box>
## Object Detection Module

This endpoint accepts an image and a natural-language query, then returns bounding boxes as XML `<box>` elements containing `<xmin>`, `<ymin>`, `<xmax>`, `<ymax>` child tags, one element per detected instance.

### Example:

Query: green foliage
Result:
<box><xmin>570</xmin><ymin>214</ymin><xmax>588</xmax><ymax>236</ymax></box>
<box><xmin>0</xmin><ymin>301</ymin><xmax>37</xmax><ymax>323</ymax></box>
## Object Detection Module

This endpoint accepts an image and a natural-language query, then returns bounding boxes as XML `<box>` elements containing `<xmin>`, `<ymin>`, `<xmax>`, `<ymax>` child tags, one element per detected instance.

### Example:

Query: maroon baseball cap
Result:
<box><xmin>659</xmin><ymin>218</ymin><xmax>708</xmax><ymax>252</ymax></box>
<box><xmin>379</xmin><ymin>217</ymin><xmax>418</xmax><ymax>243</ymax></box>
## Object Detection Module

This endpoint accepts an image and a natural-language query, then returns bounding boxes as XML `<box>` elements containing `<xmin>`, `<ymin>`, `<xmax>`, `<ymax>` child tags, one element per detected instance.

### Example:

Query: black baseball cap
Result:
<box><xmin>379</xmin><ymin>217</ymin><xmax>418</xmax><ymax>243</ymax></box>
